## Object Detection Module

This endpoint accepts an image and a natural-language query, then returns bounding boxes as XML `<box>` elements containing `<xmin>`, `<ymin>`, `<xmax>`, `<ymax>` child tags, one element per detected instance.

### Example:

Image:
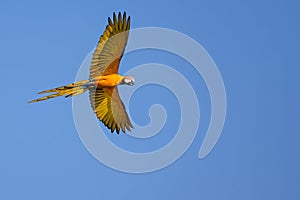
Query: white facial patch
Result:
<box><xmin>124</xmin><ymin>78</ymin><xmax>131</xmax><ymax>84</ymax></box>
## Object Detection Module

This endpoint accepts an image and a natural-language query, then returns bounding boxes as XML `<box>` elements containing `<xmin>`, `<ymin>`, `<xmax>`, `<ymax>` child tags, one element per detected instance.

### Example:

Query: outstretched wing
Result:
<box><xmin>90</xmin><ymin>12</ymin><xmax>130</xmax><ymax>78</ymax></box>
<box><xmin>89</xmin><ymin>87</ymin><xmax>133</xmax><ymax>133</ymax></box>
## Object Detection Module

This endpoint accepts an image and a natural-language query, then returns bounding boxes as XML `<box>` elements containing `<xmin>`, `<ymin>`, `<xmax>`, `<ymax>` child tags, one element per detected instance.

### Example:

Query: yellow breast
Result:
<box><xmin>95</xmin><ymin>74</ymin><xmax>123</xmax><ymax>88</ymax></box>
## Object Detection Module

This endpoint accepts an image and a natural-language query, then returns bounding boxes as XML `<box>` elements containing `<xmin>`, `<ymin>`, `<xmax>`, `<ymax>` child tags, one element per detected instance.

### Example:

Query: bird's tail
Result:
<box><xmin>28</xmin><ymin>80</ymin><xmax>90</xmax><ymax>103</ymax></box>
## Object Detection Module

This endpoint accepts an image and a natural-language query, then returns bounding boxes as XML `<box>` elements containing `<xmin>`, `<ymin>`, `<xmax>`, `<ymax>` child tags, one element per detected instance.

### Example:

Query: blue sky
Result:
<box><xmin>0</xmin><ymin>0</ymin><xmax>298</xmax><ymax>199</ymax></box>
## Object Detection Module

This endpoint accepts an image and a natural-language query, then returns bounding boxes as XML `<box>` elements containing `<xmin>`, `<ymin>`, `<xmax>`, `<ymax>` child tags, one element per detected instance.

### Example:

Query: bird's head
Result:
<box><xmin>121</xmin><ymin>76</ymin><xmax>135</xmax><ymax>86</ymax></box>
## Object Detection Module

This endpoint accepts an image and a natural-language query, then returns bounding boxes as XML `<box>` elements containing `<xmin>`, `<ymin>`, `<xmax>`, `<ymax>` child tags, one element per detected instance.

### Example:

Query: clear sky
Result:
<box><xmin>0</xmin><ymin>0</ymin><xmax>298</xmax><ymax>199</ymax></box>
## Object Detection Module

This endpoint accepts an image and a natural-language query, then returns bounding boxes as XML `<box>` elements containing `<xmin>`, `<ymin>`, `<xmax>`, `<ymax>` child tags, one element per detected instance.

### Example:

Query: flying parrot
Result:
<box><xmin>29</xmin><ymin>12</ymin><xmax>134</xmax><ymax>134</ymax></box>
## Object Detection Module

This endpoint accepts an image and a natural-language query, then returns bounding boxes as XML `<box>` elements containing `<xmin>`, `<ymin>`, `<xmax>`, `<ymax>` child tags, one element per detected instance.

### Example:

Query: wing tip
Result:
<box><xmin>108</xmin><ymin>124</ymin><xmax>133</xmax><ymax>134</ymax></box>
<box><xmin>110</xmin><ymin>12</ymin><xmax>130</xmax><ymax>23</ymax></box>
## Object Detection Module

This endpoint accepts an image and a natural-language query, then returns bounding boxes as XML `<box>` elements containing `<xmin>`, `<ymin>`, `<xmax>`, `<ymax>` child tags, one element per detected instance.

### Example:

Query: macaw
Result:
<box><xmin>29</xmin><ymin>12</ymin><xmax>134</xmax><ymax>134</ymax></box>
